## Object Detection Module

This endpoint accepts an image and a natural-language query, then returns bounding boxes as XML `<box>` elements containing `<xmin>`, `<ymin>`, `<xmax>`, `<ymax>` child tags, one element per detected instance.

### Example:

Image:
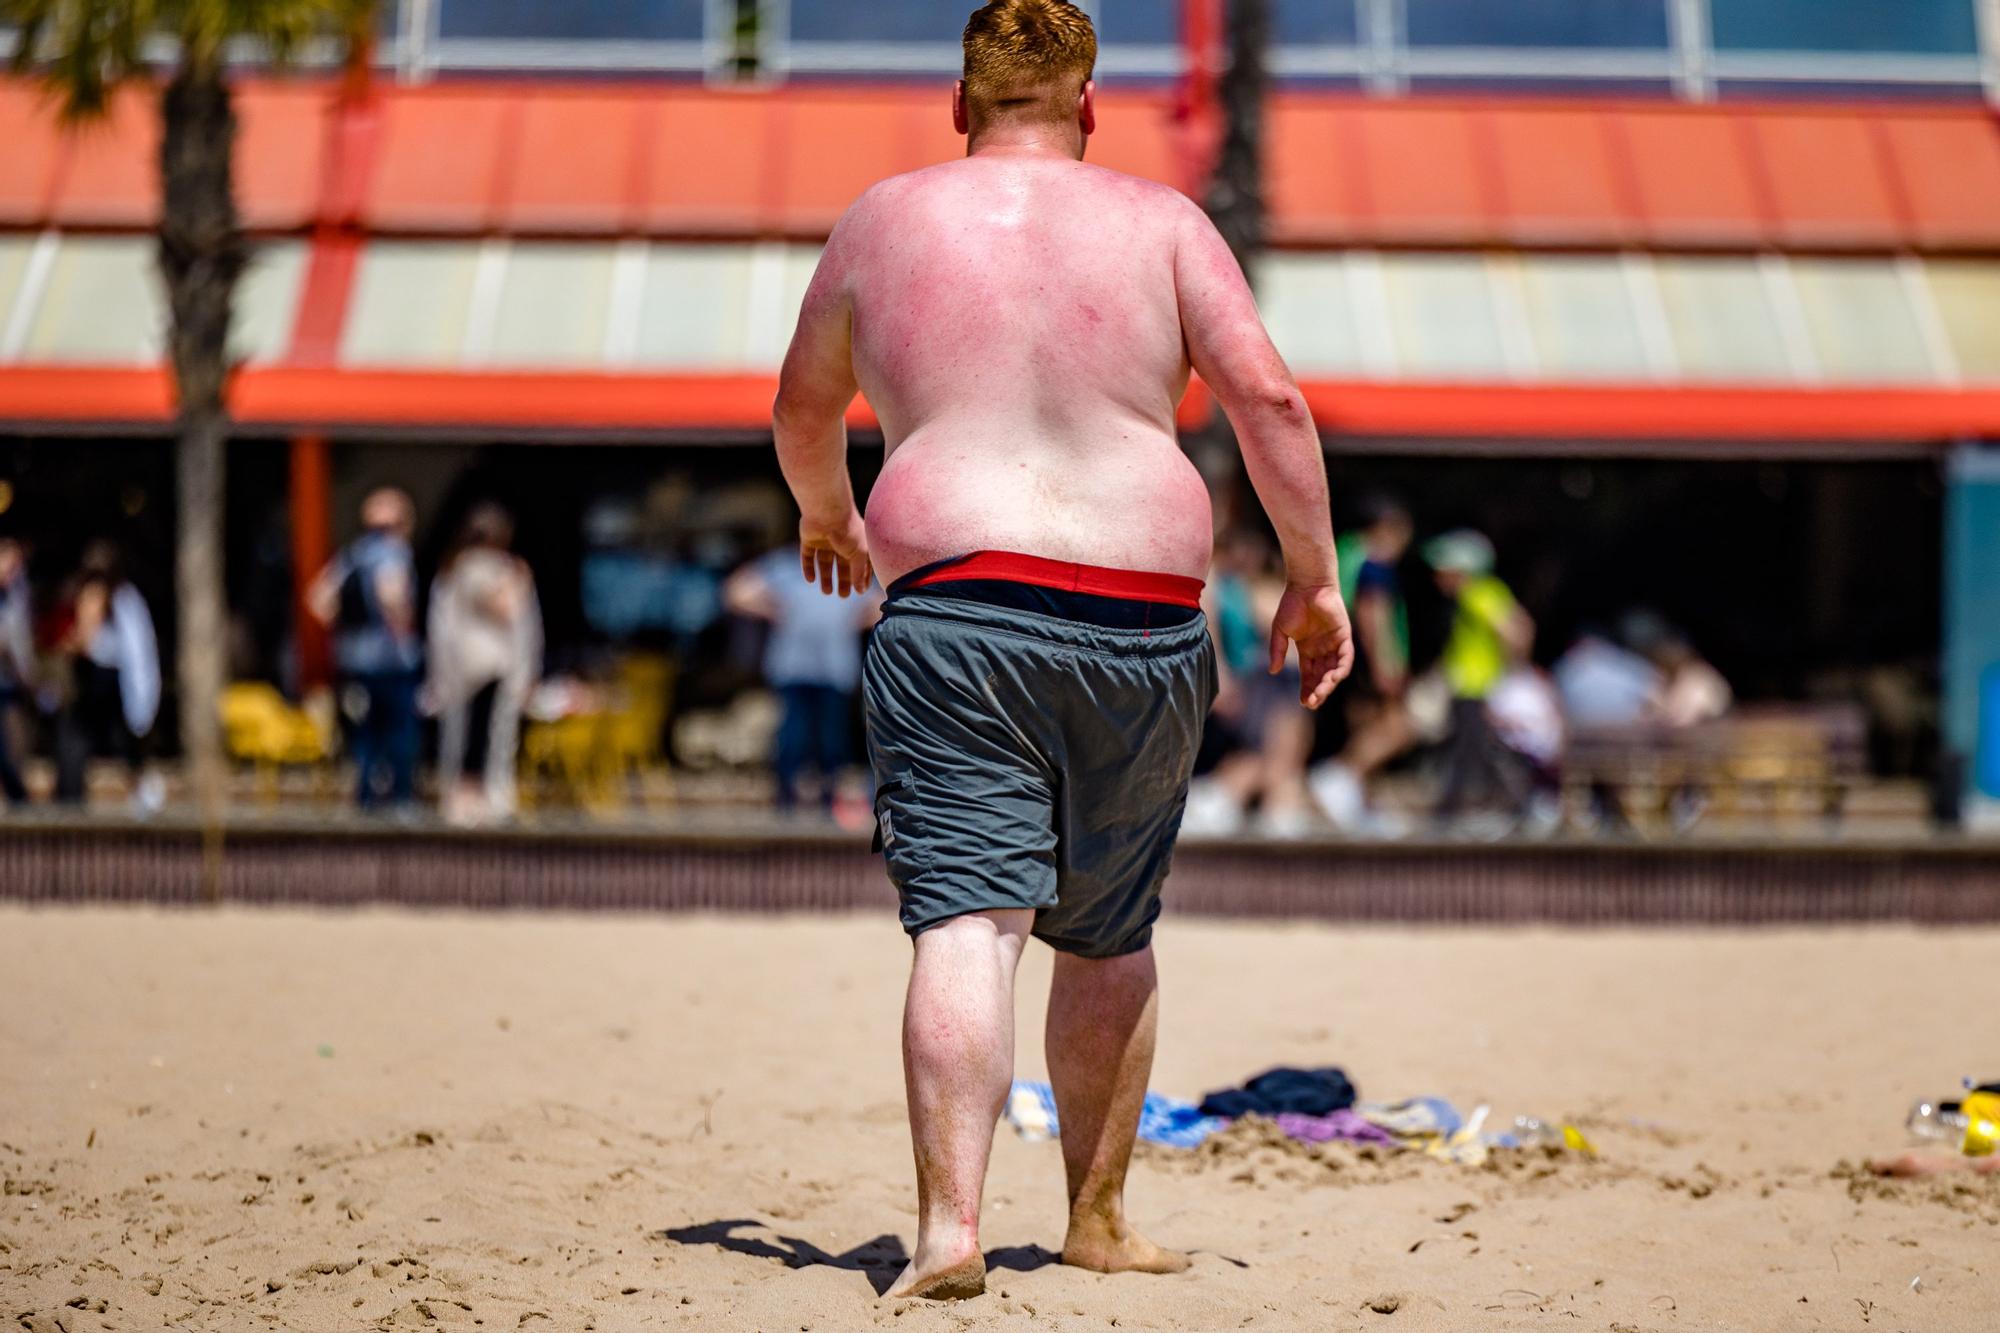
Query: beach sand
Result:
<box><xmin>2</xmin><ymin>906</ymin><xmax>1996</xmax><ymax>1331</ymax></box>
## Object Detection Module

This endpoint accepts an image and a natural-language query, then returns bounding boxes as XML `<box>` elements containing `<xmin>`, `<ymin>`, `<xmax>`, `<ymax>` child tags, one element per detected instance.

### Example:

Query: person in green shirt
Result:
<box><xmin>1310</xmin><ymin>495</ymin><xmax>1416</xmax><ymax>832</ymax></box>
<box><xmin>1425</xmin><ymin>529</ymin><xmax>1535</xmax><ymax>822</ymax></box>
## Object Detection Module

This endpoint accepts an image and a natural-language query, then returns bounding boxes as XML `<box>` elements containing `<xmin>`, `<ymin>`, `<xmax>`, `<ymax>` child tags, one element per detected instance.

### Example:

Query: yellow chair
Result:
<box><xmin>219</xmin><ymin>682</ymin><xmax>334</xmax><ymax>801</ymax></box>
<box><xmin>604</xmin><ymin>653</ymin><xmax>676</xmax><ymax>791</ymax></box>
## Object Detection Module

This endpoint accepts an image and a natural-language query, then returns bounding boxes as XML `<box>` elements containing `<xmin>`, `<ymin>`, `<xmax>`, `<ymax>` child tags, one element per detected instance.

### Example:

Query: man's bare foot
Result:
<box><xmin>885</xmin><ymin>1251</ymin><xmax>986</xmax><ymax>1301</ymax></box>
<box><xmin>1062</xmin><ymin>1218</ymin><xmax>1192</xmax><ymax>1276</ymax></box>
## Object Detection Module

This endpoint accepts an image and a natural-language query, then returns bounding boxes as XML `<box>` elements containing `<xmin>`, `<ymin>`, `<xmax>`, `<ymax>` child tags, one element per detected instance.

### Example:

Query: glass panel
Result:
<box><xmin>1275</xmin><ymin>0</ymin><xmax>1359</xmax><ymax>46</ymax></box>
<box><xmin>1380</xmin><ymin>254</ymin><xmax>1507</xmax><ymax>379</ymax></box>
<box><xmin>1925</xmin><ymin>261</ymin><xmax>2000</xmax><ymax>382</ymax></box>
<box><xmin>776</xmin><ymin>246</ymin><xmax>822</xmax><ymax>363</ymax></box>
<box><xmin>1653</xmin><ymin>257</ymin><xmax>1792</xmax><ymax>382</ymax></box>
<box><xmin>1710</xmin><ymin>0</ymin><xmax>1978</xmax><ymax>54</ymax></box>
<box><xmin>341</xmin><ymin>241</ymin><xmax>479</xmax><ymax>366</ymax></box>
<box><xmin>233</xmin><ymin>241</ymin><xmax>308</xmax><ymax>365</ymax></box>
<box><xmin>790</xmin><ymin>0</ymin><xmax>968</xmax><ymax>43</ymax></box>
<box><xmin>0</xmin><ymin>235</ymin><xmax>31</xmax><ymax>353</ymax></box>
<box><xmin>1517</xmin><ymin>255</ymin><xmax>1650</xmax><ymax>380</ymax></box>
<box><xmin>1253</xmin><ymin>253</ymin><xmax>1363</xmax><ymax>375</ymax></box>
<box><xmin>633</xmin><ymin>244</ymin><xmax>757</xmax><ymax>369</ymax></box>
<box><xmin>1790</xmin><ymin>259</ymin><xmax>1934</xmax><ymax>383</ymax></box>
<box><xmin>1096</xmin><ymin>0</ymin><xmax>1177</xmax><ymax>48</ymax></box>
<box><xmin>24</xmin><ymin>235</ymin><xmax>163</xmax><ymax>363</ymax></box>
<box><xmin>485</xmin><ymin>242</ymin><xmax>616</xmax><ymax>368</ymax></box>
<box><xmin>439</xmin><ymin>0</ymin><xmax>703</xmax><ymax>40</ymax></box>
<box><xmin>1406</xmin><ymin>0</ymin><xmax>1669</xmax><ymax>48</ymax></box>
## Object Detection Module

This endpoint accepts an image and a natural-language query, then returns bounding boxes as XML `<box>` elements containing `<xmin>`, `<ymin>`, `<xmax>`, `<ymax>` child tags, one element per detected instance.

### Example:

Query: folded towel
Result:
<box><xmin>1004</xmin><ymin>1080</ymin><xmax>1228</xmax><ymax>1150</ymax></box>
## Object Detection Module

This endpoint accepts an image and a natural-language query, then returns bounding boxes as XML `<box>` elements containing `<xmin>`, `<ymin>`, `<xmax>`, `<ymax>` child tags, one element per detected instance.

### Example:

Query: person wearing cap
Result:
<box><xmin>1426</xmin><ymin>529</ymin><xmax>1535</xmax><ymax>823</ymax></box>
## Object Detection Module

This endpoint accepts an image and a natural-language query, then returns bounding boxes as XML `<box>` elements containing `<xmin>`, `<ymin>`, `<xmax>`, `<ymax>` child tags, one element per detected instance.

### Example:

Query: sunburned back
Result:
<box><xmin>838</xmin><ymin>156</ymin><xmax>1214</xmax><ymax>584</ymax></box>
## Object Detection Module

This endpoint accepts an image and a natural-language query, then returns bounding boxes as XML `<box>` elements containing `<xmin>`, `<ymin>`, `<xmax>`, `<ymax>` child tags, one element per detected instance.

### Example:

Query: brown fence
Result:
<box><xmin>2</xmin><ymin>817</ymin><xmax>1997</xmax><ymax>925</ymax></box>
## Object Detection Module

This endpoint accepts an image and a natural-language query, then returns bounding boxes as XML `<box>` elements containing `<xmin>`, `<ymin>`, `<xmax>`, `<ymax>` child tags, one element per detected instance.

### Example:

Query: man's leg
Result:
<box><xmin>890</xmin><ymin>907</ymin><xmax>1032</xmax><ymax>1301</ymax></box>
<box><xmin>1046</xmin><ymin>946</ymin><xmax>1190</xmax><ymax>1275</ymax></box>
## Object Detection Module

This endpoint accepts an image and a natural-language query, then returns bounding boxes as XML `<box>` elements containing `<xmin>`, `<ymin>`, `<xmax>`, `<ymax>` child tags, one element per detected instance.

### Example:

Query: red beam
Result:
<box><xmin>4</xmin><ymin>366</ymin><xmax>1999</xmax><ymax>445</ymax></box>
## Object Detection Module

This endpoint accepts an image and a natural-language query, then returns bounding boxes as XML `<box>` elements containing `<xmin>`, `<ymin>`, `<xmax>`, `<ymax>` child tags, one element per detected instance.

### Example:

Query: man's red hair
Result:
<box><xmin>961</xmin><ymin>0</ymin><xmax>1098</xmax><ymax>125</ymax></box>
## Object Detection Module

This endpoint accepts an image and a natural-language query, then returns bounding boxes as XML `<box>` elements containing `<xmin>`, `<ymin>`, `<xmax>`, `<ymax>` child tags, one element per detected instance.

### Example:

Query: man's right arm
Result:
<box><xmin>1174</xmin><ymin>205</ymin><xmax>1353</xmax><ymax>708</ymax></box>
<box><xmin>773</xmin><ymin>210</ymin><xmax>869</xmax><ymax>597</ymax></box>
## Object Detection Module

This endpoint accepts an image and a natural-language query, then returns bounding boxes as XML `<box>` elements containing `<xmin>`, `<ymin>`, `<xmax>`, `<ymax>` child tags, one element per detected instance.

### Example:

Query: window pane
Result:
<box><xmin>1275</xmin><ymin>0</ymin><xmax>1359</xmax><ymax>46</ymax></box>
<box><xmin>1517</xmin><ymin>255</ymin><xmax>1650</xmax><ymax>380</ymax></box>
<box><xmin>439</xmin><ymin>0</ymin><xmax>703</xmax><ymax>40</ymax></box>
<box><xmin>234</xmin><ymin>241</ymin><xmax>308</xmax><ymax>365</ymax></box>
<box><xmin>1381</xmin><ymin>254</ymin><xmax>1507</xmax><ymax>378</ymax></box>
<box><xmin>633</xmin><ymin>244</ymin><xmax>757</xmax><ymax>369</ymax></box>
<box><xmin>1653</xmin><ymin>257</ymin><xmax>1792</xmax><ymax>382</ymax></box>
<box><xmin>1406</xmin><ymin>0</ymin><xmax>1669</xmax><ymax>49</ymax></box>
<box><xmin>1925</xmin><ymin>260</ymin><xmax>2000</xmax><ymax>382</ymax></box>
<box><xmin>25</xmin><ymin>236</ymin><xmax>163</xmax><ymax>363</ymax></box>
<box><xmin>1254</xmin><ymin>254</ymin><xmax>1363</xmax><ymax>375</ymax></box>
<box><xmin>342</xmin><ymin>242</ymin><xmax>479</xmax><ymax>366</ymax></box>
<box><xmin>790</xmin><ymin>0</ymin><xmax>968</xmax><ymax>43</ymax></box>
<box><xmin>1790</xmin><ymin>259</ymin><xmax>1934</xmax><ymax>383</ymax></box>
<box><xmin>485</xmin><ymin>243</ymin><xmax>616</xmax><ymax>367</ymax></box>
<box><xmin>0</xmin><ymin>236</ymin><xmax>31</xmax><ymax>353</ymax></box>
<box><xmin>1710</xmin><ymin>0</ymin><xmax>1977</xmax><ymax>54</ymax></box>
<box><xmin>1096</xmin><ymin>0</ymin><xmax>1178</xmax><ymax>47</ymax></box>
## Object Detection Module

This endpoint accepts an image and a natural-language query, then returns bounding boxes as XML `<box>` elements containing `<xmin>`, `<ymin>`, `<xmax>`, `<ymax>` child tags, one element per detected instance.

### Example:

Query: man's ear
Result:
<box><xmin>953</xmin><ymin>79</ymin><xmax>970</xmax><ymax>136</ymax></box>
<box><xmin>1078</xmin><ymin>79</ymin><xmax>1096</xmax><ymax>136</ymax></box>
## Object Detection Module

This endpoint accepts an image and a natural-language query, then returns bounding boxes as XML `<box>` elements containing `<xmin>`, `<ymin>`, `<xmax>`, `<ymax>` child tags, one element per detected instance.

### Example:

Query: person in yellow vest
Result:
<box><xmin>1426</xmin><ymin>530</ymin><xmax>1535</xmax><ymax>824</ymax></box>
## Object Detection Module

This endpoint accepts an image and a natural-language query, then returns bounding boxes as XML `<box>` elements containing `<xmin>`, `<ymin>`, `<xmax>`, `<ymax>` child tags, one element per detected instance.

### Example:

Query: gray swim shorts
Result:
<box><xmin>863</xmin><ymin>580</ymin><xmax>1217</xmax><ymax>959</ymax></box>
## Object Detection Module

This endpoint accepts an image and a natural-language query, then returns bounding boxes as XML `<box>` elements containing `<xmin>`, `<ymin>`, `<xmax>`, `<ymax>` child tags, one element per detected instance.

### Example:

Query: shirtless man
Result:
<box><xmin>772</xmin><ymin>0</ymin><xmax>1352</xmax><ymax>1301</ymax></box>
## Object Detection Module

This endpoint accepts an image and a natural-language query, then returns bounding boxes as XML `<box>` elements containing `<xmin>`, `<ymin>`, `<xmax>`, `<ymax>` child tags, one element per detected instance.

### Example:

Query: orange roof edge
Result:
<box><xmin>1</xmin><ymin>76</ymin><xmax>1998</xmax><ymax>252</ymax></box>
<box><xmin>3</xmin><ymin>365</ymin><xmax>1998</xmax><ymax>444</ymax></box>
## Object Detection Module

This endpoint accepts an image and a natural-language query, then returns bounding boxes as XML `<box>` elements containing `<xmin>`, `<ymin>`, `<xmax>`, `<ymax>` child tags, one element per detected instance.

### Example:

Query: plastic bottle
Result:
<box><xmin>1906</xmin><ymin>1099</ymin><xmax>1970</xmax><ymax>1144</ymax></box>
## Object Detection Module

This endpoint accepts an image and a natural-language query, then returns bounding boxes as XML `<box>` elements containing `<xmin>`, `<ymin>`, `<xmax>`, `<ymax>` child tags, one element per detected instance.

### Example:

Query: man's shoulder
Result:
<box><xmin>848</xmin><ymin>159</ymin><xmax>1197</xmax><ymax>218</ymax></box>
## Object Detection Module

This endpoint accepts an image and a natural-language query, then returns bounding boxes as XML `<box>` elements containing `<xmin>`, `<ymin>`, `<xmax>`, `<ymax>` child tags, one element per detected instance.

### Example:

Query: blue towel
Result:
<box><xmin>1004</xmin><ymin>1080</ymin><xmax>1228</xmax><ymax>1150</ymax></box>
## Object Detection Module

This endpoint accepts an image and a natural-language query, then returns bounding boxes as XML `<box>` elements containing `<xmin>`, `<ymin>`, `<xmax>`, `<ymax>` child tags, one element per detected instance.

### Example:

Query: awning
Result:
<box><xmin>5</xmin><ymin>79</ymin><xmax>2000</xmax><ymax>252</ymax></box>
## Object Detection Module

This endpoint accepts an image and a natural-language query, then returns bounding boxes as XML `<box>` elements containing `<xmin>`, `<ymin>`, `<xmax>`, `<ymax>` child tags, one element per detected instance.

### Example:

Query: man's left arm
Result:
<box><xmin>774</xmin><ymin>221</ymin><xmax>870</xmax><ymax>598</ymax></box>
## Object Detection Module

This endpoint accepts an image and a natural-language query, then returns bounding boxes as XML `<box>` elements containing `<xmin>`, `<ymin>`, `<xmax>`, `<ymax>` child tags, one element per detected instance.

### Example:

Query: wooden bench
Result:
<box><xmin>1564</xmin><ymin>704</ymin><xmax>1868</xmax><ymax>831</ymax></box>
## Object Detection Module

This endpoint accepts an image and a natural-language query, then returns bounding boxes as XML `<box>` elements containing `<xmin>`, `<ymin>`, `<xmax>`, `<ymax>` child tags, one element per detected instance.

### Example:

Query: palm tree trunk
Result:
<box><xmin>158</xmin><ymin>59</ymin><xmax>244</xmax><ymax>831</ymax></box>
<box><xmin>1191</xmin><ymin>0</ymin><xmax>1271</xmax><ymax>506</ymax></box>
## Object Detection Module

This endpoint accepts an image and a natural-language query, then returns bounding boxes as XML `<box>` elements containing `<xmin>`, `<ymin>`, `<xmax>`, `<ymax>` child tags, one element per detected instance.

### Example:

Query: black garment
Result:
<box><xmin>0</xmin><ymin>686</ymin><xmax>28</xmax><ymax>806</ymax></box>
<box><xmin>886</xmin><ymin>560</ymin><xmax>1202</xmax><ymax>632</ymax></box>
<box><xmin>1434</xmin><ymin>696</ymin><xmax>1530</xmax><ymax>820</ymax></box>
<box><xmin>1198</xmin><ymin>1066</ymin><xmax>1357</xmax><ymax>1119</ymax></box>
<box><xmin>461</xmin><ymin>679</ymin><xmax>501</xmax><ymax>777</ymax></box>
<box><xmin>55</xmin><ymin>659</ymin><xmax>144</xmax><ymax>803</ymax></box>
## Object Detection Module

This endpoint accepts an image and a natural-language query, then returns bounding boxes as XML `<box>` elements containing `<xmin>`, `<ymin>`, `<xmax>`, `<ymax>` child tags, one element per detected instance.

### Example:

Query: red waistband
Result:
<box><xmin>906</xmin><ymin>551</ymin><xmax>1206</xmax><ymax>609</ymax></box>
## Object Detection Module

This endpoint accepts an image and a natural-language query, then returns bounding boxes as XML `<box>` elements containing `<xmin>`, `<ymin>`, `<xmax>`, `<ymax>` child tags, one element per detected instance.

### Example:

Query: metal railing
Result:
<box><xmin>3</xmin><ymin>0</ymin><xmax>1996</xmax><ymax>99</ymax></box>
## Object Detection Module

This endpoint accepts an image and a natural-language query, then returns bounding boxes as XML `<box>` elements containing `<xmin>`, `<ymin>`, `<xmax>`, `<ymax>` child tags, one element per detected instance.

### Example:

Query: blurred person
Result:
<box><xmin>1427</xmin><ymin>529</ymin><xmax>1534</xmax><ymax>824</ymax></box>
<box><xmin>52</xmin><ymin>541</ymin><xmax>162</xmax><ymax>812</ymax></box>
<box><xmin>1310</xmin><ymin>494</ymin><xmax>1416</xmax><ymax>834</ymax></box>
<box><xmin>1184</xmin><ymin>529</ymin><xmax>1314</xmax><ymax>837</ymax></box>
<box><xmin>1486</xmin><ymin>666</ymin><xmax>1566</xmax><ymax>836</ymax></box>
<box><xmin>1644</xmin><ymin>633</ymin><xmax>1732</xmax><ymax>729</ymax></box>
<box><xmin>770</xmin><ymin>0</ymin><xmax>1351</xmax><ymax>1299</ymax></box>
<box><xmin>1553</xmin><ymin>626</ymin><xmax>1660</xmax><ymax>728</ymax></box>
<box><xmin>0</xmin><ymin>538</ymin><xmax>36</xmax><ymax>805</ymax></box>
<box><xmin>426</xmin><ymin>504</ymin><xmax>542</xmax><ymax>826</ymax></box>
<box><xmin>724</xmin><ymin>541</ymin><xmax>882</xmax><ymax>817</ymax></box>
<box><xmin>310</xmin><ymin>488</ymin><xmax>422</xmax><ymax>812</ymax></box>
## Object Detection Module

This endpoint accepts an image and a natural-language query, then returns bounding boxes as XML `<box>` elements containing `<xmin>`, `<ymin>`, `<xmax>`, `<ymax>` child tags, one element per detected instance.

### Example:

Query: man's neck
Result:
<box><xmin>966</xmin><ymin>122</ymin><xmax>1082</xmax><ymax>161</ymax></box>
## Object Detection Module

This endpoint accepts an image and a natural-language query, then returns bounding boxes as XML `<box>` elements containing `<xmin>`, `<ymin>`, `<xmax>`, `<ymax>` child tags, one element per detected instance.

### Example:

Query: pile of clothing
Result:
<box><xmin>1003</xmin><ymin>1065</ymin><xmax>1593</xmax><ymax>1167</ymax></box>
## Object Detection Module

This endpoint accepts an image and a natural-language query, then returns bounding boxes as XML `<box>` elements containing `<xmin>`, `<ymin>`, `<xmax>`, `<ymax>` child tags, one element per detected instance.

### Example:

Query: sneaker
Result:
<box><xmin>1179</xmin><ymin>778</ymin><xmax>1244</xmax><ymax>837</ymax></box>
<box><xmin>1307</xmin><ymin>761</ymin><xmax>1366</xmax><ymax>830</ymax></box>
<box><xmin>1255</xmin><ymin>805</ymin><xmax>1315</xmax><ymax>840</ymax></box>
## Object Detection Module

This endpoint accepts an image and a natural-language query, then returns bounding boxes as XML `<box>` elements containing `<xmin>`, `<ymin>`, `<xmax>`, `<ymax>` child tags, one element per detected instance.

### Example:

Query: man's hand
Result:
<box><xmin>799</xmin><ymin>509</ymin><xmax>872</xmax><ymax>597</ymax></box>
<box><xmin>1268</xmin><ymin>583</ymin><xmax>1354</xmax><ymax>710</ymax></box>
